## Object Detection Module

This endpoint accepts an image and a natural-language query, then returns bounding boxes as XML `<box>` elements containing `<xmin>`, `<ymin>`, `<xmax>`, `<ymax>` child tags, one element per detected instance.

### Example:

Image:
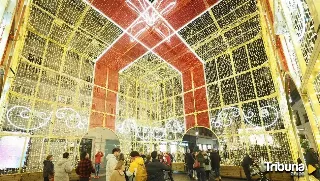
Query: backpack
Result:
<box><xmin>205</xmin><ymin>157</ymin><xmax>210</xmax><ymax>165</ymax></box>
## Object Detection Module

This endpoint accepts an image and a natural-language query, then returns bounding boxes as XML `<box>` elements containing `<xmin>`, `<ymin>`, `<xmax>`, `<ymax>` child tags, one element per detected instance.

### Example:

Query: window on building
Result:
<box><xmin>203</xmin><ymin>145</ymin><xmax>207</xmax><ymax>151</ymax></box>
<box><xmin>197</xmin><ymin>144</ymin><xmax>202</xmax><ymax>150</ymax></box>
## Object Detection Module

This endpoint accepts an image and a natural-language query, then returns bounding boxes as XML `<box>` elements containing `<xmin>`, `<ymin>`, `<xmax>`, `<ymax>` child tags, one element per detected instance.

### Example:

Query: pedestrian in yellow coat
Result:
<box><xmin>126</xmin><ymin>151</ymin><xmax>147</xmax><ymax>181</ymax></box>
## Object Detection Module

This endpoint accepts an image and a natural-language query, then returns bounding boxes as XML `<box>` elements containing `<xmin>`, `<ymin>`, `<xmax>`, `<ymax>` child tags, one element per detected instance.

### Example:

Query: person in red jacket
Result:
<box><xmin>76</xmin><ymin>152</ymin><xmax>95</xmax><ymax>181</ymax></box>
<box><xmin>94</xmin><ymin>151</ymin><xmax>104</xmax><ymax>178</ymax></box>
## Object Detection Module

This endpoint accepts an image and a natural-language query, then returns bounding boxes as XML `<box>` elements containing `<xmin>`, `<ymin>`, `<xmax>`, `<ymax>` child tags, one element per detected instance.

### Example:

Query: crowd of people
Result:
<box><xmin>46</xmin><ymin>147</ymin><xmax>312</xmax><ymax>181</ymax></box>
<box><xmin>104</xmin><ymin>148</ymin><xmax>177</xmax><ymax>181</ymax></box>
<box><xmin>42</xmin><ymin>148</ymin><xmax>177</xmax><ymax>181</ymax></box>
<box><xmin>45</xmin><ymin>148</ymin><xmax>302</xmax><ymax>181</ymax></box>
<box><xmin>42</xmin><ymin>152</ymin><xmax>74</xmax><ymax>181</ymax></box>
<box><xmin>184</xmin><ymin>148</ymin><xmax>222</xmax><ymax>181</ymax></box>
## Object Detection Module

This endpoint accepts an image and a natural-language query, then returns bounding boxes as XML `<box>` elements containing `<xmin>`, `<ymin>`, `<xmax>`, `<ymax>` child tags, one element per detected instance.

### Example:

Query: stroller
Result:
<box><xmin>250</xmin><ymin>162</ymin><xmax>272</xmax><ymax>181</ymax></box>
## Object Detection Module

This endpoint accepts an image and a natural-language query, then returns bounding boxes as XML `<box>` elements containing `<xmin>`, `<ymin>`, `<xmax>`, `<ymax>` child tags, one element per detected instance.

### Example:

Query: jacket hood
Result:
<box><xmin>57</xmin><ymin>158</ymin><xmax>69</xmax><ymax>166</ymax></box>
<box><xmin>106</xmin><ymin>154</ymin><xmax>116</xmax><ymax>161</ymax></box>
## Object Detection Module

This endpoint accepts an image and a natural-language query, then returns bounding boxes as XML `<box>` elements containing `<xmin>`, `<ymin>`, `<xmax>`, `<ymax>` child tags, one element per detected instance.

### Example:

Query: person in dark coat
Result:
<box><xmin>145</xmin><ymin>155</ymin><xmax>152</xmax><ymax>165</ymax></box>
<box><xmin>43</xmin><ymin>155</ymin><xmax>54</xmax><ymax>181</ymax></box>
<box><xmin>195</xmin><ymin>149</ymin><xmax>206</xmax><ymax>181</ymax></box>
<box><xmin>185</xmin><ymin>149</ymin><xmax>194</xmax><ymax>178</ymax></box>
<box><xmin>210</xmin><ymin>150</ymin><xmax>222</xmax><ymax>181</ymax></box>
<box><xmin>146</xmin><ymin>151</ymin><xmax>170</xmax><ymax>181</ymax></box>
<box><xmin>241</xmin><ymin>154</ymin><xmax>253</xmax><ymax>181</ymax></box>
<box><xmin>305</xmin><ymin>148</ymin><xmax>320</xmax><ymax>178</ymax></box>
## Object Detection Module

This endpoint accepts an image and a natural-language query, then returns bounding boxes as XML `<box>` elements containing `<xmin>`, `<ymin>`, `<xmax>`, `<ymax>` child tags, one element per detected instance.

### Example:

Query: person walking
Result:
<box><xmin>43</xmin><ymin>155</ymin><xmax>54</xmax><ymax>181</ymax></box>
<box><xmin>126</xmin><ymin>151</ymin><xmax>147</xmax><ymax>181</ymax></box>
<box><xmin>106</xmin><ymin>148</ymin><xmax>121</xmax><ymax>181</ymax></box>
<box><xmin>185</xmin><ymin>149</ymin><xmax>194</xmax><ymax>179</ymax></box>
<box><xmin>76</xmin><ymin>151</ymin><xmax>95</xmax><ymax>181</ymax></box>
<box><xmin>203</xmin><ymin>152</ymin><xmax>211</xmax><ymax>181</ymax></box>
<box><xmin>210</xmin><ymin>150</ymin><xmax>222</xmax><ymax>181</ymax></box>
<box><xmin>54</xmin><ymin>152</ymin><xmax>73</xmax><ymax>181</ymax></box>
<box><xmin>146</xmin><ymin>151</ymin><xmax>170</xmax><ymax>181</ymax></box>
<box><xmin>110</xmin><ymin>160</ymin><xmax>126</xmax><ymax>181</ymax></box>
<box><xmin>306</xmin><ymin>148</ymin><xmax>320</xmax><ymax>178</ymax></box>
<box><xmin>195</xmin><ymin>149</ymin><xmax>206</xmax><ymax>181</ymax></box>
<box><xmin>95</xmin><ymin>151</ymin><xmax>104</xmax><ymax>178</ymax></box>
<box><xmin>241</xmin><ymin>154</ymin><xmax>253</xmax><ymax>181</ymax></box>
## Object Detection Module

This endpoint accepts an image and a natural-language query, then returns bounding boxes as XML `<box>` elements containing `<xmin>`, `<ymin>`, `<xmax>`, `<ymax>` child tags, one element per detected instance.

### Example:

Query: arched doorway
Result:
<box><xmin>182</xmin><ymin>126</ymin><xmax>219</xmax><ymax>152</ymax></box>
<box><xmin>79</xmin><ymin>127</ymin><xmax>120</xmax><ymax>178</ymax></box>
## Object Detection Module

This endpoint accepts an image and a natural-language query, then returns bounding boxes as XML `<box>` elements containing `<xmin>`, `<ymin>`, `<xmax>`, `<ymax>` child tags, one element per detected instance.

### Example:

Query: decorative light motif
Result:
<box><xmin>116</xmin><ymin>118</ymin><xmax>183</xmax><ymax>141</ymax></box>
<box><xmin>281</xmin><ymin>0</ymin><xmax>318</xmax><ymax>64</ymax></box>
<box><xmin>211</xmin><ymin>106</ymin><xmax>279</xmax><ymax>128</ymax></box>
<box><xmin>153</xmin><ymin>127</ymin><xmax>166</xmax><ymax>140</ymax></box>
<box><xmin>282</xmin><ymin>0</ymin><xmax>306</xmax><ymax>41</ymax></box>
<box><xmin>136</xmin><ymin>126</ymin><xmax>154</xmax><ymax>140</ymax></box>
<box><xmin>274</xmin><ymin>0</ymin><xmax>288</xmax><ymax>35</ymax></box>
<box><xmin>165</xmin><ymin>119</ymin><xmax>184</xmax><ymax>134</ymax></box>
<box><xmin>6</xmin><ymin>106</ymin><xmax>51</xmax><ymax>131</ymax></box>
<box><xmin>6</xmin><ymin>106</ymin><xmax>87</xmax><ymax>130</ymax></box>
<box><xmin>239</xmin><ymin>128</ymin><xmax>274</xmax><ymax>146</ymax></box>
<box><xmin>55</xmin><ymin>108</ymin><xmax>87</xmax><ymax>129</ymax></box>
<box><xmin>125</xmin><ymin>0</ymin><xmax>176</xmax><ymax>41</ymax></box>
<box><xmin>116</xmin><ymin>119</ymin><xmax>137</xmax><ymax>133</ymax></box>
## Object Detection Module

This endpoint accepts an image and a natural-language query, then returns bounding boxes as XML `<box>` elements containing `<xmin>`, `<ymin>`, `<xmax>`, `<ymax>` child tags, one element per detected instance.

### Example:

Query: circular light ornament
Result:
<box><xmin>153</xmin><ymin>127</ymin><xmax>166</xmax><ymax>140</ymax></box>
<box><xmin>6</xmin><ymin>106</ymin><xmax>51</xmax><ymax>131</ymax></box>
<box><xmin>245</xmin><ymin>106</ymin><xmax>279</xmax><ymax>128</ymax></box>
<box><xmin>56</xmin><ymin>108</ymin><xmax>84</xmax><ymax>129</ymax></box>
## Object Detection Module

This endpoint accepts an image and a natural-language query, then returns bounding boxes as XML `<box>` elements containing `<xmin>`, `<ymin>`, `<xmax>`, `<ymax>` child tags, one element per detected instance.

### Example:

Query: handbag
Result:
<box><xmin>193</xmin><ymin>159</ymin><xmax>200</xmax><ymax>168</ymax></box>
